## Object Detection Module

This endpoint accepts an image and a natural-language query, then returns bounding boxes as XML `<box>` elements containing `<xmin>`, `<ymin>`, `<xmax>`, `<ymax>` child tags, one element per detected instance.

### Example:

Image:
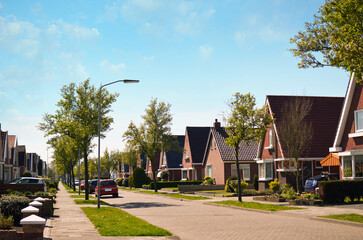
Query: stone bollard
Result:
<box><xmin>20</xmin><ymin>214</ymin><xmax>46</xmax><ymax>240</ymax></box>
<box><xmin>29</xmin><ymin>201</ymin><xmax>43</xmax><ymax>217</ymax></box>
<box><xmin>21</xmin><ymin>206</ymin><xmax>40</xmax><ymax>218</ymax></box>
<box><xmin>34</xmin><ymin>197</ymin><xmax>45</xmax><ymax>204</ymax></box>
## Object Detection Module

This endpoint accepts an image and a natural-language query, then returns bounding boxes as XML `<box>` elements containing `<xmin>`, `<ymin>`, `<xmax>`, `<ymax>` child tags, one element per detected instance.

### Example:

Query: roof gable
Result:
<box><xmin>267</xmin><ymin>95</ymin><xmax>344</xmax><ymax>158</ymax></box>
<box><xmin>186</xmin><ymin>127</ymin><xmax>210</xmax><ymax>164</ymax></box>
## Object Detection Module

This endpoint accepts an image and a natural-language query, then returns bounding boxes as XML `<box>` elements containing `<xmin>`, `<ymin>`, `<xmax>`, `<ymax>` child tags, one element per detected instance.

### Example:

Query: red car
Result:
<box><xmin>95</xmin><ymin>179</ymin><xmax>118</xmax><ymax>198</ymax></box>
<box><xmin>80</xmin><ymin>180</ymin><xmax>85</xmax><ymax>190</ymax></box>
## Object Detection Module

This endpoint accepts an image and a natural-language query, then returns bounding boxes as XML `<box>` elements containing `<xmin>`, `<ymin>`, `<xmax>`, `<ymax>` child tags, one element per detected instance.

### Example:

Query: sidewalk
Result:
<box><xmin>44</xmin><ymin>183</ymin><xmax>176</xmax><ymax>240</ymax></box>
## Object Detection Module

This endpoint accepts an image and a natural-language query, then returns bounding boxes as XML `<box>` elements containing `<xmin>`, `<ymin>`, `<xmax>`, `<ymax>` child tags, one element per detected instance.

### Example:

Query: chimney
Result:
<box><xmin>213</xmin><ymin>119</ymin><xmax>221</xmax><ymax>128</ymax></box>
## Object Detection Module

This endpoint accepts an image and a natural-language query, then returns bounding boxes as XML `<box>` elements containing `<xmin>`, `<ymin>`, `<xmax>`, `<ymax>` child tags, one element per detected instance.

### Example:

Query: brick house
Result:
<box><xmin>181</xmin><ymin>126</ymin><xmax>210</xmax><ymax>181</ymax></box>
<box><xmin>159</xmin><ymin>135</ymin><xmax>185</xmax><ymax>181</ymax></box>
<box><xmin>202</xmin><ymin>120</ymin><xmax>258</xmax><ymax>185</ymax></box>
<box><xmin>256</xmin><ymin>95</ymin><xmax>344</xmax><ymax>190</ymax></box>
<box><xmin>329</xmin><ymin>74</ymin><xmax>363</xmax><ymax>179</ymax></box>
<box><xmin>1</xmin><ymin>129</ymin><xmax>10</xmax><ymax>181</ymax></box>
<box><xmin>8</xmin><ymin>135</ymin><xmax>18</xmax><ymax>179</ymax></box>
<box><xmin>17</xmin><ymin>145</ymin><xmax>26</xmax><ymax>176</ymax></box>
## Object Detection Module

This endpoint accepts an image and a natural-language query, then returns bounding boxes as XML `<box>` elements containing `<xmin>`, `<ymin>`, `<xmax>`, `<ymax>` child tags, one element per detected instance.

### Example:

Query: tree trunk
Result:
<box><xmin>295</xmin><ymin>159</ymin><xmax>300</xmax><ymax>193</ymax></box>
<box><xmin>84</xmin><ymin>148</ymin><xmax>89</xmax><ymax>200</ymax></box>
<box><xmin>151</xmin><ymin>157</ymin><xmax>158</xmax><ymax>192</ymax></box>
<box><xmin>235</xmin><ymin>146</ymin><xmax>242</xmax><ymax>202</ymax></box>
<box><xmin>72</xmin><ymin>168</ymin><xmax>76</xmax><ymax>192</ymax></box>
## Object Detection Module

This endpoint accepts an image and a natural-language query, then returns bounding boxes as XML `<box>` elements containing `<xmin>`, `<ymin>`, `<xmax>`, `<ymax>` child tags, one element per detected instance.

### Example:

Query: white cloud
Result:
<box><xmin>99</xmin><ymin>60</ymin><xmax>126</xmax><ymax>75</ymax></box>
<box><xmin>59</xmin><ymin>21</ymin><xmax>100</xmax><ymax>40</ymax></box>
<box><xmin>199</xmin><ymin>45</ymin><xmax>213</xmax><ymax>59</ymax></box>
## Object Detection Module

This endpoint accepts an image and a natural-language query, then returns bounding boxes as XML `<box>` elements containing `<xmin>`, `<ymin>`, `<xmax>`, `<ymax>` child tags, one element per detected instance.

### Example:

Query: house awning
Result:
<box><xmin>320</xmin><ymin>153</ymin><xmax>340</xmax><ymax>166</ymax></box>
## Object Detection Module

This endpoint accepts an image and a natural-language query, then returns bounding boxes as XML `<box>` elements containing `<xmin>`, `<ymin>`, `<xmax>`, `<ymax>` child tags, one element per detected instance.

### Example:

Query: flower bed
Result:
<box><xmin>253</xmin><ymin>196</ymin><xmax>286</xmax><ymax>202</ymax></box>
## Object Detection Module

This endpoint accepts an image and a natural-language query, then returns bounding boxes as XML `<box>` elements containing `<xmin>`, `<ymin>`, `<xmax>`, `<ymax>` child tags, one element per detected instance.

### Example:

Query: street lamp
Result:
<box><xmin>97</xmin><ymin>79</ymin><xmax>139</xmax><ymax>209</ymax></box>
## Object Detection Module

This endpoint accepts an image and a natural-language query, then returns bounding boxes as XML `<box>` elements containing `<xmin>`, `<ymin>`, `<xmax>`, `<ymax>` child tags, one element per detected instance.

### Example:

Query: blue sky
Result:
<box><xmin>0</xmin><ymin>0</ymin><xmax>350</xmax><ymax>162</ymax></box>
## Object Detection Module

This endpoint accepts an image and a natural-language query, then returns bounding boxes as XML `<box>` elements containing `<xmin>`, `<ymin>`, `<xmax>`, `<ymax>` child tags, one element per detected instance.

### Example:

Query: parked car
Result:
<box><xmin>304</xmin><ymin>173</ymin><xmax>339</xmax><ymax>193</ymax></box>
<box><xmin>80</xmin><ymin>180</ymin><xmax>85</xmax><ymax>190</ymax></box>
<box><xmin>95</xmin><ymin>179</ymin><xmax>118</xmax><ymax>198</ymax></box>
<box><xmin>89</xmin><ymin>179</ymin><xmax>98</xmax><ymax>193</ymax></box>
<box><xmin>10</xmin><ymin>177</ymin><xmax>47</xmax><ymax>192</ymax></box>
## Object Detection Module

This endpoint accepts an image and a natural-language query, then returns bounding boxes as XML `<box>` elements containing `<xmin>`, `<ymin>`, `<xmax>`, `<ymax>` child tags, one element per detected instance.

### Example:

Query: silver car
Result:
<box><xmin>11</xmin><ymin>177</ymin><xmax>47</xmax><ymax>192</ymax></box>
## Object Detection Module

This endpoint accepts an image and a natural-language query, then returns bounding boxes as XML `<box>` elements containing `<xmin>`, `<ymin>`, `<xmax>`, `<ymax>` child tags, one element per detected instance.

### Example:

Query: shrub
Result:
<box><xmin>116</xmin><ymin>178</ymin><xmax>123</xmax><ymax>186</ymax></box>
<box><xmin>281</xmin><ymin>185</ymin><xmax>297</xmax><ymax>200</ymax></box>
<box><xmin>0</xmin><ymin>195</ymin><xmax>30</xmax><ymax>225</ymax></box>
<box><xmin>42</xmin><ymin>177</ymin><xmax>59</xmax><ymax>190</ymax></box>
<box><xmin>253</xmin><ymin>174</ymin><xmax>258</xmax><ymax>190</ymax></box>
<box><xmin>130</xmin><ymin>167</ymin><xmax>151</xmax><ymax>188</ymax></box>
<box><xmin>34</xmin><ymin>191</ymin><xmax>50</xmax><ymax>197</ymax></box>
<box><xmin>8</xmin><ymin>191</ymin><xmax>24</xmax><ymax>196</ymax></box>
<box><xmin>202</xmin><ymin>176</ymin><xmax>214</xmax><ymax>185</ymax></box>
<box><xmin>128</xmin><ymin>176</ymin><xmax>134</xmax><ymax>188</ymax></box>
<box><xmin>21</xmin><ymin>172</ymin><xmax>32</xmax><ymax>177</ymax></box>
<box><xmin>0</xmin><ymin>213</ymin><xmax>13</xmax><ymax>229</ymax></box>
<box><xmin>160</xmin><ymin>171</ymin><xmax>169</xmax><ymax>181</ymax></box>
<box><xmin>24</xmin><ymin>191</ymin><xmax>32</xmax><ymax>196</ymax></box>
<box><xmin>319</xmin><ymin>179</ymin><xmax>363</xmax><ymax>204</ymax></box>
<box><xmin>48</xmin><ymin>188</ymin><xmax>57</xmax><ymax>195</ymax></box>
<box><xmin>226</xmin><ymin>178</ymin><xmax>248</xmax><ymax>193</ymax></box>
<box><xmin>225</xmin><ymin>176</ymin><xmax>237</xmax><ymax>192</ymax></box>
<box><xmin>269</xmin><ymin>179</ymin><xmax>281</xmax><ymax>193</ymax></box>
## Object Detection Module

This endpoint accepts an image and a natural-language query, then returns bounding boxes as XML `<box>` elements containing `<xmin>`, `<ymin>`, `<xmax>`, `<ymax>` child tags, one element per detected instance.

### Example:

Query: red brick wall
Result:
<box><xmin>181</xmin><ymin>131</ymin><xmax>193</xmax><ymax>169</ymax></box>
<box><xmin>204</xmin><ymin>138</ymin><xmax>225</xmax><ymax>184</ymax></box>
<box><xmin>341</xmin><ymin>83</ymin><xmax>363</xmax><ymax>151</ymax></box>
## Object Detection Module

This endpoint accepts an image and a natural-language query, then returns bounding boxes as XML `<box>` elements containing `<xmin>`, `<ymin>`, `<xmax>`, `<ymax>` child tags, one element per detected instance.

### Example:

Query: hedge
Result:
<box><xmin>147</xmin><ymin>181</ymin><xmax>203</xmax><ymax>189</ymax></box>
<box><xmin>319</xmin><ymin>179</ymin><xmax>363</xmax><ymax>204</ymax></box>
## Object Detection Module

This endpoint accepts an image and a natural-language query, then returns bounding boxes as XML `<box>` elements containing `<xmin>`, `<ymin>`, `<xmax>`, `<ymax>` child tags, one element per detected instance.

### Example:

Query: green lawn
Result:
<box><xmin>70</xmin><ymin>194</ymin><xmax>95</xmax><ymax>199</ymax></box>
<box><xmin>212</xmin><ymin>200</ymin><xmax>303</xmax><ymax>211</ymax></box>
<box><xmin>118</xmin><ymin>187</ymin><xmax>139</xmax><ymax>191</ymax></box>
<box><xmin>319</xmin><ymin>214</ymin><xmax>363</xmax><ymax>224</ymax></box>
<box><xmin>138</xmin><ymin>190</ymin><xmax>211</xmax><ymax>200</ymax></box>
<box><xmin>74</xmin><ymin>199</ymin><xmax>108</xmax><ymax>205</ymax></box>
<box><xmin>82</xmin><ymin>207</ymin><xmax>172</xmax><ymax>236</ymax></box>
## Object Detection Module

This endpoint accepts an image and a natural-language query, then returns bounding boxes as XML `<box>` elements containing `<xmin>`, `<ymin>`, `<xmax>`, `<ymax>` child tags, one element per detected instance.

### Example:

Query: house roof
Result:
<box><xmin>165</xmin><ymin>135</ymin><xmax>185</xmax><ymax>169</ymax></box>
<box><xmin>267</xmin><ymin>95</ymin><xmax>344</xmax><ymax>158</ymax></box>
<box><xmin>204</xmin><ymin>127</ymin><xmax>258</xmax><ymax>163</ymax></box>
<box><xmin>1</xmin><ymin>131</ymin><xmax>7</xmax><ymax>158</ymax></box>
<box><xmin>320</xmin><ymin>153</ymin><xmax>340</xmax><ymax>166</ymax></box>
<box><xmin>186</xmin><ymin>127</ymin><xmax>210</xmax><ymax>164</ymax></box>
<box><xmin>8</xmin><ymin>135</ymin><xmax>16</xmax><ymax>148</ymax></box>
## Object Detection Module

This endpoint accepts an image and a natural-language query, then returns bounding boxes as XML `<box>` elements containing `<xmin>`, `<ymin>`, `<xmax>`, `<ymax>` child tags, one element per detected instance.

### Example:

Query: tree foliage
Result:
<box><xmin>224</xmin><ymin>92</ymin><xmax>272</xmax><ymax>202</ymax></box>
<box><xmin>123</xmin><ymin>98</ymin><xmax>180</xmax><ymax>192</ymax></box>
<box><xmin>277</xmin><ymin>97</ymin><xmax>313</xmax><ymax>193</ymax></box>
<box><xmin>290</xmin><ymin>0</ymin><xmax>363</xmax><ymax>81</ymax></box>
<box><xmin>38</xmin><ymin>79</ymin><xmax>118</xmax><ymax>199</ymax></box>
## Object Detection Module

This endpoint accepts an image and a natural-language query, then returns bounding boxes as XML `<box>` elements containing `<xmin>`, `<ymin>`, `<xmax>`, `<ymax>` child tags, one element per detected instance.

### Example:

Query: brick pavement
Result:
<box><xmin>45</xmin><ymin>184</ymin><xmax>363</xmax><ymax>240</ymax></box>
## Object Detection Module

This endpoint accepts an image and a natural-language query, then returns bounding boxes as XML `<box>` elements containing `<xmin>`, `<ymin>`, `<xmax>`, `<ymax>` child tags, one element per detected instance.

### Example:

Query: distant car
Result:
<box><xmin>95</xmin><ymin>179</ymin><xmax>118</xmax><ymax>198</ymax></box>
<box><xmin>89</xmin><ymin>179</ymin><xmax>98</xmax><ymax>193</ymax></box>
<box><xmin>304</xmin><ymin>173</ymin><xmax>339</xmax><ymax>193</ymax></box>
<box><xmin>6</xmin><ymin>177</ymin><xmax>21</xmax><ymax>184</ymax></box>
<box><xmin>75</xmin><ymin>180</ymin><xmax>79</xmax><ymax>185</ymax></box>
<box><xmin>10</xmin><ymin>177</ymin><xmax>47</xmax><ymax>192</ymax></box>
<box><xmin>80</xmin><ymin>180</ymin><xmax>85</xmax><ymax>190</ymax></box>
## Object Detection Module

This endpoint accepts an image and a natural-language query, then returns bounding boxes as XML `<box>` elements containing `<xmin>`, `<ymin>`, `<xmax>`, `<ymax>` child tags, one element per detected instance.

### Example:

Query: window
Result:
<box><xmin>259</xmin><ymin>162</ymin><xmax>273</xmax><ymax>180</ymax></box>
<box><xmin>315</xmin><ymin>160</ymin><xmax>323</xmax><ymax>169</ymax></box>
<box><xmin>206</xmin><ymin>165</ymin><xmax>212</xmax><ymax>178</ymax></box>
<box><xmin>355</xmin><ymin>110</ymin><xmax>363</xmax><ymax>132</ymax></box>
<box><xmin>355</xmin><ymin>156</ymin><xmax>363</xmax><ymax>178</ymax></box>
<box><xmin>231</xmin><ymin>164</ymin><xmax>250</xmax><ymax>180</ymax></box>
<box><xmin>185</xmin><ymin>150</ymin><xmax>190</xmax><ymax>161</ymax></box>
<box><xmin>269</xmin><ymin>129</ymin><xmax>273</xmax><ymax>147</ymax></box>
<box><xmin>343</xmin><ymin>156</ymin><xmax>352</xmax><ymax>177</ymax></box>
<box><xmin>182</xmin><ymin>170</ymin><xmax>188</xmax><ymax>180</ymax></box>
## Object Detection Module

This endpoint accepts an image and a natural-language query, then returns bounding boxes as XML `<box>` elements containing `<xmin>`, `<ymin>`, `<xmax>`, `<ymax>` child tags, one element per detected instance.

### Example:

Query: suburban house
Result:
<box><xmin>1</xmin><ymin>129</ymin><xmax>10</xmax><ymax>181</ymax></box>
<box><xmin>202</xmin><ymin>119</ymin><xmax>258</xmax><ymax>185</ymax></box>
<box><xmin>181</xmin><ymin>126</ymin><xmax>210</xmax><ymax>181</ymax></box>
<box><xmin>329</xmin><ymin>74</ymin><xmax>363</xmax><ymax>180</ymax></box>
<box><xmin>159</xmin><ymin>135</ymin><xmax>185</xmax><ymax>181</ymax></box>
<box><xmin>8</xmin><ymin>135</ymin><xmax>18</xmax><ymax>179</ymax></box>
<box><xmin>17</xmin><ymin>145</ymin><xmax>27</xmax><ymax>176</ymax></box>
<box><xmin>256</xmin><ymin>95</ymin><xmax>344</xmax><ymax>190</ymax></box>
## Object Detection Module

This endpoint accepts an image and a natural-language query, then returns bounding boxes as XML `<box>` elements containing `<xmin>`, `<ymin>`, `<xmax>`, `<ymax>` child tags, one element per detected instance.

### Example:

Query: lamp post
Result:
<box><xmin>97</xmin><ymin>79</ymin><xmax>139</xmax><ymax>209</ymax></box>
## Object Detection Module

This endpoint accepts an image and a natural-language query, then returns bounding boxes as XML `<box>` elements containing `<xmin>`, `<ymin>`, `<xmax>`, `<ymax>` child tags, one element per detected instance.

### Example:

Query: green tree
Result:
<box><xmin>100</xmin><ymin>148</ymin><xmax>118</xmax><ymax>178</ymax></box>
<box><xmin>38</xmin><ymin>79</ymin><xmax>118</xmax><ymax>200</ymax></box>
<box><xmin>290</xmin><ymin>0</ymin><xmax>363</xmax><ymax>81</ymax></box>
<box><xmin>224</xmin><ymin>93</ymin><xmax>272</xmax><ymax>202</ymax></box>
<box><xmin>123</xmin><ymin>98</ymin><xmax>180</xmax><ymax>192</ymax></box>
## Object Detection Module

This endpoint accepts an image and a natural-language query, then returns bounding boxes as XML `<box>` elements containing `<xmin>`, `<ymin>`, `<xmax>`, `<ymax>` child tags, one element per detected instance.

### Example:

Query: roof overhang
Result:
<box><xmin>320</xmin><ymin>153</ymin><xmax>340</xmax><ymax>166</ymax></box>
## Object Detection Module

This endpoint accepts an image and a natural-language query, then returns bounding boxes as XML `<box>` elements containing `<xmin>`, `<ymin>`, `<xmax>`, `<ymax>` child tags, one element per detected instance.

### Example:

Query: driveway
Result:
<box><xmin>102</xmin><ymin>190</ymin><xmax>363</xmax><ymax>240</ymax></box>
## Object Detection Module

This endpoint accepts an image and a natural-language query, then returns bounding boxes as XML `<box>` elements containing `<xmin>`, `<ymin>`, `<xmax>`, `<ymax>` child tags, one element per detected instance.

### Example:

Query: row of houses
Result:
<box><xmin>0</xmin><ymin>124</ymin><xmax>47</xmax><ymax>182</ymax></box>
<box><xmin>118</xmin><ymin>75</ymin><xmax>363</xmax><ymax>189</ymax></box>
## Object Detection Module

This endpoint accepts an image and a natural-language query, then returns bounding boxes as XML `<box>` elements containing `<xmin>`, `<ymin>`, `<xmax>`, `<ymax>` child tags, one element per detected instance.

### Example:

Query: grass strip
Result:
<box><xmin>118</xmin><ymin>187</ymin><xmax>139</xmax><ymax>191</ymax></box>
<box><xmin>319</xmin><ymin>214</ymin><xmax>363</xmax><ymax>223</ymax></box>
<box><xmin>70</xmin><ymin>195</ymin><xmax>95</xmax><ymax>199</ymax></box>
<box><xmin>138</xmin><ymin>190</ymin><xmax>211</xmax><ymax>200</ymax></box>
<box><xmin>212</xmin><ymin>200</ymin><xmax>303</xmax><ymax>211</ymax></box>
<box><xmin>82</xmin><ymin>207</ymin><xmax>172</xmax><ymax>236</ymax></box>
<box><xmin>74</xmin><ymin>199</ymin><xmax>108</xmax><ymax>205</ymax></box>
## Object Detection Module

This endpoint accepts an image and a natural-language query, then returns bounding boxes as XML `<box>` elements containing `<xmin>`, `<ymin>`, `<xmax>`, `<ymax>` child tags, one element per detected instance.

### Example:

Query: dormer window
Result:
<box><xmin>355</xmin><ymin>110</ymin><xmax>363</xmax><ymax>132</ymax></box>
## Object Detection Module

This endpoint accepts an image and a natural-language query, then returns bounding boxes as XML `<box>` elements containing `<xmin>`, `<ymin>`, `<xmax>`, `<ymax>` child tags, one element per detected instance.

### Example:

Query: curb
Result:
<box><xmin>204</xmin><ymin>202</ymin><xmax>273</xmax><ymax>214</ymax></box>
<box><xmin>311</xmin><ymin>216</ymin><xmax>363</xmax><ymax>228</ymax></box>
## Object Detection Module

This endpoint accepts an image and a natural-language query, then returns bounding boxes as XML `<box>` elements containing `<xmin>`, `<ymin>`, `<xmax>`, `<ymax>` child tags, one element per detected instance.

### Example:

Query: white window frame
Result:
<box><xmin>181</xmin><ymin>169</ymin><xmax>188</xmax><ymax>180</ymax></box>
<box><xmin>258</xmin><ymin>161</ymin><xmax>273</xmax><ymax>181</ymax></box>
<box><xmin>354</xmin><ymin>109</ymin><xmax>363</xmax><ymax>132</ymax></box>
<box><xmin>265</xmin><ymin>129</ymin><xmax>274</xmax><ymax>150</ymax></box>
<box><xmin>185</xmin><ymin>150</ymin><xmax>189</xmax><ymax>160</ymax></box>
<box><xmin>206</xmin><ymin>164</ymin><xmax>212</xmax><ymax>178</ymax></box>
<box><xmin>342</xmin><ymin>155</ymin><xmax>363</xmax><ymax>179</ymax></box>
<box><xmin>231</xmin><ymin>164</ymin><xmax>250</xmax><ymax>181</ymax></box>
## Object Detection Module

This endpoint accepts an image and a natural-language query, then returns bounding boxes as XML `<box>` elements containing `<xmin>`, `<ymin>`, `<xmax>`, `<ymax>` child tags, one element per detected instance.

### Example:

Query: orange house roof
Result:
<box><xmin>320</xmin><ymin>153</ymin><xmax>340</xmax><ymax>166</ymax></box>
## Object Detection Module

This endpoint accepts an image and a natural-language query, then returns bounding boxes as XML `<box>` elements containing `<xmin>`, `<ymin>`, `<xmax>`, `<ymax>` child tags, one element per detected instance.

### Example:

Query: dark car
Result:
<box><xmin>304</xmin><ymin>173</ymin><xmax>339</xmax><ymax>193</ymax></box>
<box><xmin>89</xmin><ymin>179</ymin><xmax>98</xmax><ymax>193</ymax></box>
<box><xmin>95</xmin><ymin>179</ymin><xmax>118</xmax><ymax>198</ymax></box>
